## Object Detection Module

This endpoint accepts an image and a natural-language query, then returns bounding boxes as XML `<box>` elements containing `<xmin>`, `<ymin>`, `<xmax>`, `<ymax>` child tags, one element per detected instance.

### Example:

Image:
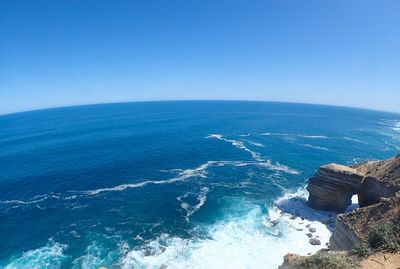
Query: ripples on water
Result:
<box><xmin>0</xmin><ymin>101</ymin><xmax>399</xmax><ymax>269</ymax></box>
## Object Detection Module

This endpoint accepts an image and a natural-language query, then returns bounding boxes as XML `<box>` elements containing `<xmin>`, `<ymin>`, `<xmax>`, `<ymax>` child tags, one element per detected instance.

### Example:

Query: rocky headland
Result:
<box><xmin>280</xmin><ymin>154</ymin><xmax>400</xmax><ymax>269</ymax></box>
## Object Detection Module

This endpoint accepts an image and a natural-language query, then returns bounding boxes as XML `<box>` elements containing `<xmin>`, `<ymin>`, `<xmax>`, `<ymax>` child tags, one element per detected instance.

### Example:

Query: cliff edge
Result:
<box><xmin>307</xmin><ymin>154</ymin><xmax>400</xmax><ymax>213</ymax></box>
<box><xmin>280</xmin><ymin>154</ymin><xmax>400</xmax><ymax>269</ymax></box>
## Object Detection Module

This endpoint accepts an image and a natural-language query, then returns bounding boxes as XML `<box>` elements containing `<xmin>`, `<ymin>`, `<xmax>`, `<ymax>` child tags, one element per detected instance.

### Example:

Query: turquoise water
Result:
<box><xmin>0</xmin><ymin>101</ymin><xmax>399</xmax><ymax>269</ymax></box>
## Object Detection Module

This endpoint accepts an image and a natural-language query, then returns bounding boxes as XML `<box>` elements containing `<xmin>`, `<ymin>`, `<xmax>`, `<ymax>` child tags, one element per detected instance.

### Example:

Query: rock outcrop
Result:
<box><xmin>278</xmin><ymin>253</ymin><xmax>301</xmax><ymax>269</ymax></box>
<box><xmin>279</xmin><ymin>251</ymin><xmax>400</xmax><ymax>269</ymax></box>
<box><xmin>307</xmin><ymin>164</ymin><xmax>364</xmax><ymax>212</ymax></box>
<box><xmin>354</xmin><ymin>155</ymin><xmax>400</xmax><ymax>207</ymax></box>
<box><xmin>280</xmin><ymin>155</ymin><xmax>400</xmax><ymax>268</ymax></box>
<box><xmin>307</xmin><ymin>155</ymin><xmax>400</xmax><ymax>249</ymax></box>
<box><xmin>330</xmin><ymin>194</ymin><xmax>400</xmax><ymax>250</ymax></box>
<box><xmin>307</xmin><ymin>154</ymin><xmax>400</xmax><ymax>212</ymax></box>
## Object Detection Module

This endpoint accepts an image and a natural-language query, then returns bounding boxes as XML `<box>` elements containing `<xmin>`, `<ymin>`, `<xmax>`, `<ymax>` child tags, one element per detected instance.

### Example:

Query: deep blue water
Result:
<box><xmin>0</xmin><ymin>101</ymin><xmax>399</xmax><ymax>269</ymax></box>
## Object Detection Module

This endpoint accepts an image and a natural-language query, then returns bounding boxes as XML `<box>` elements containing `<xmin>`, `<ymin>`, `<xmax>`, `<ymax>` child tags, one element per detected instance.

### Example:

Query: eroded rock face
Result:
<box><xmin>283</xmin><ymin>155</ymin><xmax>400</xmax><ymax>266</ymax></box>
<box><xmin>307</xmin><ymin>155</ymin><xmax>400</xmax><ymax>212</ymax></box>
<box><xmin>330</xmin><ymin>195</ymin><xmax>400</xmax><ymax>250</ymax></box>
<box><xmin>355</xmin><ymin>155</ymin><xmax>400</xmax><ymax>207</ymax></box>
<box><xmin>307</xmin><ymin>164</ymin><xmax>364</xmax><ymax>212</ymax></box>
<box><xmin>358</xmin><ymin>176</ymin><xmax>398</xmax><ymax>207</ymax></box>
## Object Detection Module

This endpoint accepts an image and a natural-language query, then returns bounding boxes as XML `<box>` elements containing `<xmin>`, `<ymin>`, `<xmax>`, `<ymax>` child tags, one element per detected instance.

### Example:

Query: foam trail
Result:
<box><xmin>343</xmin><ymin>137</ymin><xmax>367</xmax><ymax>144</ymax></box>
<box><xmin>261</xmin><ymin>132</ymin><xmax>290</xmax><ymax>136</ymax></box>
<box><xmin>381</xmin><ymin>119</ymin><xmax>400</xmax><ymax>133</ymax></box>
<box><xmin>257</xmin><ymin>160</ymin><xmax>299</xmax><ymax>175</ymax></box>
<box><xmin>302</xmin><ymin>144</ymin><xmax>330</xmax><ymax>151</ymax></box>
<box><xmin>247</xmin><ymin>141</ymin><xmax>265</xmax><ymax>147</ymax></box>
<box><xmin>206</xmin><ymin>134</ymin><xmax>223</xmax><ymax>139</ymax></box>
<box><xmin>206</xmin><ymin>134</ymin><xmax>262</xmax><ymax>161</ymax></box>
<box><xmin>384</xmin><ymin>140</ymin><xmax>400</xmax><ymax>151</ymax></box>
<box><xmin>178</xmin><ymin>187</ymin><xmax>210</xmax><ymax>222</ymax></box>
<box><xmin>207</xmin><ymin>134</ymin><xmax>299</xmax><ymax>174</ymax></box>
<box><xmin>300</xmin><ymin>135</ymin><xmax>329</xmax><ymax>139</ymax></box>
<box><xmin>0</xmin><ymin>194</ymin><xmax>63</xmax><ymax>206</ymax></box>
<box><xmin>1</xmin><ymin>198</ymin><xmax>48</xmax><ymax>205</ymax></box>
<box><xmin>2</xmin><ymin>159</ymin><xmax>299</xmax><ymax>204</ymax></box>
<box><xmin>86</xmin><ymin>161</ymin><xmax>216</xmax><ymax>195</ymax></box>
<box><xmin>379</xmin><ymin>119</ymin><xmax>400</xmax><ymax>145</ymax></box>
<box><xmin>261</xmin><ymin>133</ymin><xmax>329</xmax><ymax>139</ymax></box>
<box><xmin>395</xmin><ymin>122</ymin><xmax>400</xmax><ymax>133</ymax></box>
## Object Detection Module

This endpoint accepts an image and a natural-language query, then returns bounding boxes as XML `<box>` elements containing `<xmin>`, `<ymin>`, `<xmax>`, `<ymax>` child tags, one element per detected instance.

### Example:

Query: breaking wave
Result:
<box><xmin>3</xmin><ymin>240</ymin><xmax>67</xmax><ymax>269</ymax></box>
<box><xmin>118</xmin><ymin>189</ymin><xmax>331</xmax><ymax>269</ymax></box>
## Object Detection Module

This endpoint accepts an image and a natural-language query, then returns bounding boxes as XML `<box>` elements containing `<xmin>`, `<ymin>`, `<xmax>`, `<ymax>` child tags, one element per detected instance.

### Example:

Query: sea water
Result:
<box><xmin>0</xmin><ymin>101</ymin><xmax>399</xmax><ymax>269</ymax></box>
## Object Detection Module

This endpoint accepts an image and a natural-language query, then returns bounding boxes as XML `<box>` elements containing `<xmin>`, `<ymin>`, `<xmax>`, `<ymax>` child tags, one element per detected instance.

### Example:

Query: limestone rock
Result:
<box><xmin>278</xmin><ymin>253</ymin><xmax>301</xmax><ymax>269</ymax></box>
<box><xmin>355</xmin><ymin>155</ymin><xmax>400</xmax><ymax>207</ymax></box>
<box><xmin>309</xmin><ymin>238</ymin><xmax>321</xmax><ymax>245</ymax></box>
<box><xmin>307</xmin><ymin>164</ymin><xmax>364</xmax><ymax>212</ymax></box>
<box><xmin>330</xmin><ymin>195</ymin><xmax>400</xmax><ymax>250</ymax></box>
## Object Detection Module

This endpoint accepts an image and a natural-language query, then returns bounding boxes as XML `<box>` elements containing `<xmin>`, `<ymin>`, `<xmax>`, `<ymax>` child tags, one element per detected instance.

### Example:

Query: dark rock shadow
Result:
<box><xmin>275</xmin><ymin>195</ymin><xmax>338</xmax><ymax>231</ymax></box>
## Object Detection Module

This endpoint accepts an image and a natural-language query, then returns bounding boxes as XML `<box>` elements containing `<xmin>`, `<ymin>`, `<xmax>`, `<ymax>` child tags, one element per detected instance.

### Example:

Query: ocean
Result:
<box><xmin>0</xmin><ymin>101</ymin><xmax>399</xmax><ymax>269</ymax></box>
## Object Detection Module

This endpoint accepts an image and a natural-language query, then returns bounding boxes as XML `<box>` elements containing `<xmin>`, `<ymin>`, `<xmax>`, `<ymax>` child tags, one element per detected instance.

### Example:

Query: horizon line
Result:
<box><xmin>1</xmin><ymin>99</ymin><xmax>399</xmax><ymax>117</ymax></box>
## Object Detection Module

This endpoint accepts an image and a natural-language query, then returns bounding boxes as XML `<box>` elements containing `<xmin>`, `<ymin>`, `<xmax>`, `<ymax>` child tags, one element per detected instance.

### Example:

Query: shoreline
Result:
<box><xmin>279</xmin><ymin>154</ymin><xmax>400</xmax><ymax>269</ymax></box>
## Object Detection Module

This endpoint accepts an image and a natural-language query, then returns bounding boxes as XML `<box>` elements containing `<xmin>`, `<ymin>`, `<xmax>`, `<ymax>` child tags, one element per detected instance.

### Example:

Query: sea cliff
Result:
<box><xmin>280</xmin><ymin>154</ymin><xmax>400</xmax><ymax>269</ymax></box>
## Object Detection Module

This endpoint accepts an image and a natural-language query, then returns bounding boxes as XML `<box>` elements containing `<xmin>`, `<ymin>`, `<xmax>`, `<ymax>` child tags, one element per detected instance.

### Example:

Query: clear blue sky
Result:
<box><xmin>1</xmin><ymin>0</ymin><xmax>399</xmax><ymax>115</ymax></box>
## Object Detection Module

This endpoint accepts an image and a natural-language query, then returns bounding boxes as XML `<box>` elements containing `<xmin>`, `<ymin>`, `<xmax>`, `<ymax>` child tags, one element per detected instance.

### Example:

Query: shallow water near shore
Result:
<box><xmin>0</xmin><ymin>101</ymin><xmax>399</xmax><ymax>269</ymax></box>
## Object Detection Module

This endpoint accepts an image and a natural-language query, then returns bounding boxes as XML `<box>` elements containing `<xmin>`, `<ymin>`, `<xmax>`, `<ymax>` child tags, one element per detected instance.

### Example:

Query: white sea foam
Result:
<box><xmin>343</xmin><ymin>137</ymin><xmax>367</xmax><ymax>144</ymax></box>
<box><xmin>381</xmin><ymin>119</ymin><xmax>400</xmax><ymax>133</ymax></box>
<box><xmin>85</xmin><ymin>160</ymin><xmax>298</xmax><ymax>196</ymax></box>
<box><xmin>206</xmin><ymin>134</ymin><xmax>223</xmax><ymax>139</ymax></box>
<box><xmin>4</xmin><ymin>190</ymin><xmax>331</xmax><ymax>269</ymax></box>
<box><xmin>384</xmin><ymin>140</ymin><xmax>400</xmax><ymax>151</ymax></box>
<box><xmin>302</xmin><ymin>144</ymin><xmax>330</xmax><ymax>151</ymax></box>
<box><xmin>261</xmin><ymin>132</ymin><xmax>290</xmax><ymax>136</ymax></box>
<box><xmin>389</xmin><ymin>120</ymin><xmax>400</xmax><ymax>133</ymax></box>
<box><xmin>275</xmin><ymin>188</ymin><xmax>335</xmax><ymax>227</ymax></box>
<box><xmin>261</xmin><ymin>133</ymin><xmax>329</xmax><ymax>139</ymax></box>
<box><xmin>207</xmin><ymin>134</ymin><xmax>263</xmax><ymax>161</ymax></box>
<box><xmin>247</xmin><ymin>141</ymin><xmax>265</xmax><ymax>147</ymax></box>
<box><xmin>207</xmin><ymin>134</ymin><xmax>300</xmax><ymax>174</ymax></box>
<box><xmin>4</xmin><ymin>239</ymin><xmax>67</xmax><ymax>269</ymax></box>
<box><xmin>0</xmin><ymin>194</ymin><xmax>62</xmax><ymax>205</ymax></box>
<box><xmin>119</xmin><ymin>189</ymin><xmax>331</xmax><ymax>269</ymax></box>
<box><xmin>2</xmin><ymin>159</ymin><xmax>299</xmax><ymax>206</ymax></box>
<box><xmin>71</xmin><ymin>240</ymin><xmax>119</xmax><ymax>269</ymax></box>
<box><xmin>206</xmin><ymin>135</ymin><xmax>299</xmax><ymax>176</ymax></box>
<box><xmin>177</xmin><ymin>187</ymin><xmax>210</xmax><ymax>222</ymax></box>
<box><xmin>300</xmin><ymin>135</ymin><xmax>329</xmax><ymax>139</ymax></box>
<box><xmin>256</xmin><ymin>160</ymin><xmax>299</xmax><ymax>175</ymax></box>
<box><xmin>222</xmin><ymin>160</ymin><xmax>299</xmax><ymax>175</ymax></box>
<box><xmin>86</xmin><ymin>161</ymin><xmax>216</xmax><ymax>195</ymax></box>
<box><xmin>86</xmin><ymin>161</ymin><xmax>232</xmax><ymax>196</ymax></box>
